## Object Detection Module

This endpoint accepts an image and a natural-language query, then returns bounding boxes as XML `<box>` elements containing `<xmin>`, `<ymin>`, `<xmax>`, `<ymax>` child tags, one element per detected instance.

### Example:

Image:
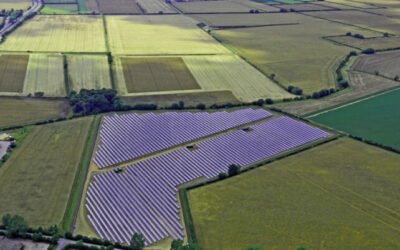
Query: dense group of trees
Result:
<box><xmin>68</xmin><ymin>89</ymin><xmax>129</xmax><ymax>115</ymax></box>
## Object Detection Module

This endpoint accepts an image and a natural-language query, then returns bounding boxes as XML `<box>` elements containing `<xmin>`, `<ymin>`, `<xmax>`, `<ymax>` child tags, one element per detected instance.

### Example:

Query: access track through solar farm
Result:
<box><xmin>188</xmin><ymin>138</ymin><xmax>400</xmax><ymax>249</ymax></box>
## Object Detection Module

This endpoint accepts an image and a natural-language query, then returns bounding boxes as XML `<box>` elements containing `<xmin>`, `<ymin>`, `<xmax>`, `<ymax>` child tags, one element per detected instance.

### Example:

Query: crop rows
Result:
<box><xmin>86</xmin><ymin>116</ymin><xmax>330</xmax><ymax>245</ymax></box>
<box><xmin>93</xmin><ymin>109</ymin><xmax>272</xmax><ymax>168</ymax></box>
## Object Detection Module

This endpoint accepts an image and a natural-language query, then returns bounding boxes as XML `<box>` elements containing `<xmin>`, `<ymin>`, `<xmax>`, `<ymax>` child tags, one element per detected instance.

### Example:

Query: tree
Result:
<box><xmin>228</xmin><ymin>164</ymin><xmax>241</xmax><ymax>176</ymax></box>
<box><xmin>218</xmin><ymin>172</ymin><xmax>227</xmax><ymax>180</ymax></box>
<box><xmin>32</xmin><ymin>232</ymin><xmax>43</xmax><ymax>241</ymax></box>
<box><xmin>130</xmin><ymin>233</ymin><xmax>145</xmax><ymax>250</ymax></box>
<box><xmin>394</xmin><ymin>75</ymin><xmax>399</xmax><ymax>81</ymax></box>
<box><xmin>2</xmin><ymin>214</ymin><xmax>28</xmax><ymax>238</ymax></box>
<box><xmin>265</xmin><ymin>98</ymin><xmax>273</xmax><ymax>105</ymax></box>
<box><xmin>179</xmin><ymin>242</ymin><xmax>200</xmax><ymax>250</ymax></box>
<box><xmin>171</xmin><ymin>239</ymin><xmax>184</xmax><ymax>250</ymax></box>
<box><xmin>196</xmin><ymin>103</ymin><xmax>206</xmax><ymax>110</ymax></box>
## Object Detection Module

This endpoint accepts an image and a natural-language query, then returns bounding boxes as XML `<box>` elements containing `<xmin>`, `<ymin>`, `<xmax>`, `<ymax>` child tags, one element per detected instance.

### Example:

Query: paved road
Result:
<box><xmin>0</xmin><ymin>0</ymin><xmax>43</xmax><ymax>40</ymax></box>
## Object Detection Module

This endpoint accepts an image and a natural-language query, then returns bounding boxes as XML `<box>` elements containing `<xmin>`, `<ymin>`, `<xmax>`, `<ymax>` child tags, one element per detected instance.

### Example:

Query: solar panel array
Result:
<box><xmin>94</xmin><ymin>108</ymin><xmax>272</xmax><ymax>168</ymax></box>
<box><xmin>86</xmin><ymin>116</ymin><xmax>330</xmax><ymax>245</ymax></box>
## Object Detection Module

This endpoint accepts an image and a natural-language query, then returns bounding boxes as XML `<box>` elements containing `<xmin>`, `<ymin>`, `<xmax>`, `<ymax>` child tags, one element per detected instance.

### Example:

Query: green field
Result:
<box><xmin>0</xmin><ymin>117</ymin><xmax>93</xmax><ymax>227</ymax></box>
<box><xmin>40</xmin><ymin>4</ymin><xmax>79</xmax><ymax>14</ymax></box>
<box><xmin>310</xmin><ymin>88</ymin><xmax>400</xmax><ymax>150</ymax></box>
<box><xmin>0</xmin><ymin>97</ymin><xmax>69</xmax><ymax>128</ymax></box>
<box><xmin>188</xmin><ymin>138</ymin><xmax>400</xmax><ymax>249</ymax></box>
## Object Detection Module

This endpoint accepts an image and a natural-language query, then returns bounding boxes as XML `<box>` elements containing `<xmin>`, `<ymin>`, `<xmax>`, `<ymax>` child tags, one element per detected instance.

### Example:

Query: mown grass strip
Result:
<box><xmin>60</xmin><ymin>115</ymin><xmax>101</xmax><ymax>232</ymax></box>
<box><xmin>179</xmin><ymin>188</ymin><xmax>198</xmax><ymax>244</ymax></box>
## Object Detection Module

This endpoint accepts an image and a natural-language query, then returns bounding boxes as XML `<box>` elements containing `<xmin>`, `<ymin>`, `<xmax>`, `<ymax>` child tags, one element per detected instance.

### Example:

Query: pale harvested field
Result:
<box><xmin>328</xmin><ymin>36</ymin><xmax>400</xmax><ymax>50</ymax></box>
<box><xmin>0</xmin><ymin>15</ymin><xmax>106</xmax><ymax>52</ymax></box>
<box><xmin>183</xmin><ymin>55</ymin><xmax>293</xmax><ymax>101</ymax></box>
<box><xmin>351</xmin><ymin>51</ymin><xmax>400</xmax><ymax>79</ymax></box>
<box><xmin>277</xmin><ymin>71</ymin><xmax>400</xmax><ymax>116</ymax></box>
<box><xmin>175</xmin><ymin>1</ymin><xmax>252</xmax><ymax>13</ymax></box>
<box><xmin>0</xmin><ymin>54</ymin><xmax>29</xmax><ymax>93</ymax></box>
<box><xmin>68</xmin><ymin>55</ymin><xmax>112</xmax><ymax>92</ymax></box>
<box><xmin>307</xmin><ymin>10</ymin><xmax>400</xmax><ymax>35</ymax></box>
<box><xmin>212</xmin><ymin>13</ymin><xmax>379</xmax><ymax>93</ymax></box>
<box><xmin>0</xmin><ymin>0</ymin><xmax>31</xmax><ymax>10</ymax></box>
<box><xmin>97</xmin><ymin>0</ymin><xmax>142</xmax><ymax>14</ymax></box>
<box><xmin>120</xmin><ymin>57</ymin><xmax>200</xmax><ymax>93</ymax></box>
<box><xmin>106</xmin><ymin>15</ymin><xmax>229</xmax><ymax>55</ymax></box>
<box><xmin>137</xmin><ymin>0</ymin><xmax>176</xmax><ymax>13</ymax></box>
<box><xmin>23</xmin><ymin>54</ymin><xmax>66</xmax><ymax>97</ymax></box>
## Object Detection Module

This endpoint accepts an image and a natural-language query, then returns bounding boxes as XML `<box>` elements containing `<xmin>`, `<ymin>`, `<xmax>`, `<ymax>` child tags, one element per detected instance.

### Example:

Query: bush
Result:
<box><xmin>218</xmin><ymin>172</ymin><xmax>227</xmax><ymax>180</ymax></box>
<box><xmin>65</xmin><ymin>231</ymin><xmax>73</xmax><ymax>239</ymax></box>
<box><xmin>2</xmin><ymin>214</ymin><xmax>28</xmax><ymax>238</ymax></box>
<box><xmin>353</xmin><ymin>33</ymin><xmax>364</xmax><ymax>39</ymax></box>
<box><xmin>362</xmin><ymin>48</ymin><xmax>375</xmax><ymax>54</ymax></box>
<box><xmin>228</xmin><ymin>164</ymin><xmax>241</xmax><ymax>176</ymax></box>
<box><xmin>394</xmin><ymin>76</ymin><xmax>399</xmax><ymax>81</ymax></box>
<box><xmin>196</xmin><ymin>103</ymin><xmax>206</xmax><ymax>110</ymax></box>
<box><xmin>338</xmin><ymin>80</ymin><xmax>349</xmax><ymax>89</ymax></box>
<box><xmin>384</xmin><ymin>32</ymin><xmax>389</xmax><ymax>37</ymax></box>
<box><xmin>34</xmin><ymin>92</ymin><xmax>44</xmax><ymax>97</ymax></box>
<box><xmin>265</xmin><ymin>98</ymin><xmax>273</xmax><ymax>105</ymax></box>
<box><xmin>253</xmin><ymin>99</ymin><xmax>264</xmax><ymax>106</ymax></box>
<box><xmin>346</xmin><ymin>32</ymin><xmax>352</xmax><ymax>36</ymax></box>
<box><xmin>32</xmin><ymin>232</ymin><xmax>43</xmax><ymax>241</ymax></box>
<box><xmin>312</xmin><ymin>92</ymin><xmax>320</xmax><ymax>99</ymax></box>
<box><xmin>132</xmin><ymin>102</ymin><xmax>157</xmax><ymax>110</ymax></box>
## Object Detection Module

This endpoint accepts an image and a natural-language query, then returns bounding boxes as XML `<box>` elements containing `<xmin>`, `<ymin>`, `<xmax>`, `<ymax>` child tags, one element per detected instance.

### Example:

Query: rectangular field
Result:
<box><xmin>106</xmin><ymin>15</ymin><xmax>229</xmax><ymax>55</ymax></box>
<box><xmin>23</xmin><ymin>54</ymin><xmax>66</xmax><ymax>97</ymax></box>
<box><xmin>311</xmin><ymin>88</ymin><xmax>400</xmax><ymax>150</ymax></box>
<box><xmin>68</xmin><ymin>55</ymin><xmax>112</xmax><ymax>92</ymax></box>
<box><xmin>211</xmin><ymin>13</ymin><xmax>379</xmax><ymax>93</ymax></box>
<box><xmin>174</xmin><ymin>1</ymin><xmax>252</xmax><ymax>13</ymax></box>
<box><xmin>0</xmin><ymin>54</ymin><xmax>29</xmax><ymax>93</ymax></box>
<box><xmin>120</xmin><ymin>57</ymin><xmax>200</xmax><ymax>93</ymax></box>
<box><xmin>0</xmin><ymin>15</ymin><xmax>106</xmax><ymax>52</ymax></box>
<box><xmin>0</xmin><ymin>97</ymin><xmax>69</xmax><ymax>128</ymax></box>
<box><xmin>183</xmin><ymin>55</ymin><xmax>293</xmax><ymax>101</ymax></box>
<box><xmin>97</xmin><ymin>0</ymin><xmax>142</xmax><ymax>14</ymax></box>
<box><xmin>0</xmin><ymin>0</ymin><xmax>31</xmax><ymax>10</ymax></box>
<box><xmin>188</xmin><ymin>138</ymin><xmax>400</xmax><ymax>249</ymax></box>
<box><xmin>40</xmin><ymin>4</ymin><xmax>79</xmax><ymax>14</ymax></box>
<box><xmin>137</xmin><ymin>0</ymin><xmax>176</xmax><ymax>13</ymax></box>
<box><xmin>84</xmin><ymin>0</ymin><xmax>98</xmax><ymax>12</ymax></box>
<box><xmin>0</xmin><ymin>117</ymin><xmax>93</xmax><ymax>227</ymax></box>
<box><xmin>307</xmin><ymin>10</ymin><xmax>400</xmax><ymax>35</ymax></box>
<box><xmin>328</xmin><ymin>36</ymin><xmax>400</xmax><ymax>50</ymax></box>
<box><xmin>350</xmin><ymin>51</ymin><xmax>400</xmax><ymax>79</ymax></box>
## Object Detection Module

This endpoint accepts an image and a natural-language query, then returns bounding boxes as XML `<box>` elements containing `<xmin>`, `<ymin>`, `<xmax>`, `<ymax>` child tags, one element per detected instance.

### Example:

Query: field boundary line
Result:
<box><xmin>306</xmin><ymin>85</ymin><xmax>400</xmax><ymax>118</ymax></box>
<box><xmin>294</xmin><ymin>172</ymin><xmax>400</xmax><ymax>233</ymax></box>
<box><xmin>60</xmin><ymin>115</ymin><xmax>101</xmax><ymax>233</ymax></box>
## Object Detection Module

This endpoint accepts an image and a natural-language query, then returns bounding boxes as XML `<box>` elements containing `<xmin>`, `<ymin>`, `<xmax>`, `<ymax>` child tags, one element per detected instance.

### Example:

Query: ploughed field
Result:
<box><xmin>120</xmin><ymin>57</ymin><xmax>200</xmax><ymax>93</ymax></box>
<box><xmin>188</xmin><ymin>138</ymin><xmax>400</xmax><ymax>249</ymax></box>
<box><xmin>0</xmin><ymin>54</ymin><xmax>29</xmax><ymax>93</ymax></box>
<box><xmin>0</xmin><ymin>117</ymin><xmax>93</xmax><ymax>227</ymax></box>
<box><xmin>83</xmin><ymin>109</ymin><xmax>330</xmax><ymax>246</ymax></box>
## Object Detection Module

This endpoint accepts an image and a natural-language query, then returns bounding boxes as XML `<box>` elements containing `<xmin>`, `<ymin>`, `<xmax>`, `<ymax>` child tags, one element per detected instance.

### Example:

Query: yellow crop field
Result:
<box><xmin>188</xmin><ymin>138</ymin><xmax>400</xmax><ymax>249</ymax></box>
<box><xmin>183</xmin><ymin>55</ymin><xmax>293</xmax><ymax>101</ymax></box>
<box><xmin>67</xmin><ymin>55</ymin><xmax>112</xmax><ymax>92</ymax></box>
<box><xmin>0</xmin><ymin>15</ymin><xmax>106</xmax><ymax>52</ymax></box>
<box><xmin>23</xmin><ymin>54</ymin><xmax>66</xmax><ymax>97</ymax></box>
<box><xmin>106</xmin><ymin>15</ymin><xmax>229</xmax><ymax>55</ymax></box>
<box><xmin>0</xmin><ymin>0</ymin><xmax>31</xmax><ymax>10</ymax></box>
<box><xmin>212</xmin><ymin>13</ymin><xmax>380</xmax><ymax>93</ymax></box>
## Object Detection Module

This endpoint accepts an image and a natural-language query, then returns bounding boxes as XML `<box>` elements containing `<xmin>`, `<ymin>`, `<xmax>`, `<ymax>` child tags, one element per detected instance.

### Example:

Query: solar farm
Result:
<box><xmin>0</xmin><ymin>0</ymin><xmax>399</xmax><ymax>249</ymax></box>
